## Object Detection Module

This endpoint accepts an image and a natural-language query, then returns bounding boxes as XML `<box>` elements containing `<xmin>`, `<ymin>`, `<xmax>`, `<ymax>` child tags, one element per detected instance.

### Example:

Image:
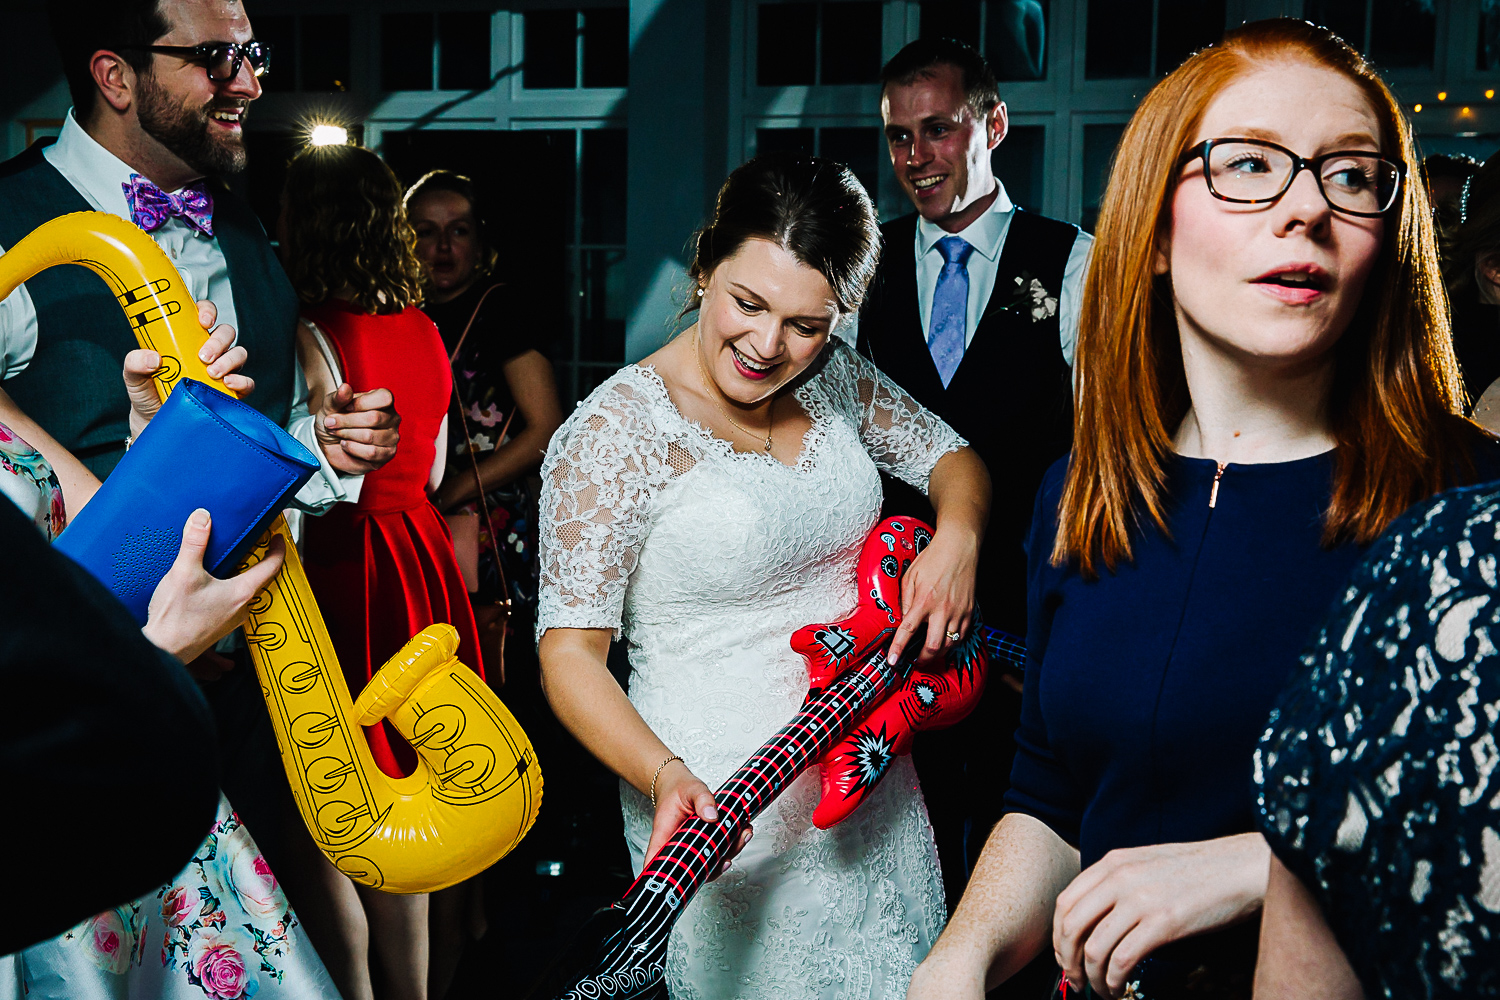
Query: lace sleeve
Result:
<box><xmin>826</xmin><ymin>344</ymin><xmax>966</xmax><ymax>495</ymax></box>
<box><xmin>536</xmin><ymin>375</ymin><xmax>686</xmax><ymax>641</ymax></box>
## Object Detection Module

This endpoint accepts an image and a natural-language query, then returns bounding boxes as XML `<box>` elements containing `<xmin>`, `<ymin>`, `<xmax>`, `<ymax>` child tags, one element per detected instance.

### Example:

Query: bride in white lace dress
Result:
<box><xmin>536</xmin><ymin>154</ymin><xmax>991</xmax><ymax>1000</ymax></box>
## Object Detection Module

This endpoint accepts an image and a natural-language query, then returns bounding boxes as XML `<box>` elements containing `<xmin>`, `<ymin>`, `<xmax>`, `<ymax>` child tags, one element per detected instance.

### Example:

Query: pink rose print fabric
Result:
<box><xmin>0</xmin><ymin>420</ymin><xmax>66</xmax><ymax>540</ymax></box>
<box><xmin>0</xmin><ymin>797</ymin><xmax>340</xmax><ymax>999</ymax></box>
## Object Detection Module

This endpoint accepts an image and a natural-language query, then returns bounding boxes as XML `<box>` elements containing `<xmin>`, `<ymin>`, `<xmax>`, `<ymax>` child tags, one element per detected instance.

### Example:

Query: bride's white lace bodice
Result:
<box><xmin>538</xmin><ymin>343</ymin><xmax>965</xmax><ymax>999</ymax></box>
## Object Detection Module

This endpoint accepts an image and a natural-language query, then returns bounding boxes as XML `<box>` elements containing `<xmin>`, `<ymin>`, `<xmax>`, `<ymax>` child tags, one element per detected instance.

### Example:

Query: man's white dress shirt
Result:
<box><xmin>841</xmin><ymin>181</ymin><xmax>1093</xmax><ymax>368</ymax></box>
<box><xmin>915</xmin><ymin>183</ymin><xmax>1092</xmax><ymax>365</ymax></box>
<box><xmin>0</xmin><ymin>111</ymin><xmax>359</xmax><ymax>511</ymax></box>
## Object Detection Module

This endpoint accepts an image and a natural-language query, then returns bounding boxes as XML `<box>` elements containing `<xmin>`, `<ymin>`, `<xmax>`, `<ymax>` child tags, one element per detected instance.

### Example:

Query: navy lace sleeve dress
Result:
<box><xmin>1255</xmin><ymin>481</ymin><xmax>1500</xmax><ymax>998</ymax></box>
<box><xmin>1006</xmin><ymin>452</ymin><xmax>1371</xmax><ymax>996</ymax></box>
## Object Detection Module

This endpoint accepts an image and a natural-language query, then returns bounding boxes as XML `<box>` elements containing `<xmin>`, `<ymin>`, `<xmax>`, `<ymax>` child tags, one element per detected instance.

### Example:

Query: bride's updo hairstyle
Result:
<box><xmin>1054</xmin><ymin>17</ymin><xmax>1474</xmax><ymax>578</ymax></box>
<box><xmin>685</xmin><ymin>152</ymin><xmax>881</xmax><ymax>317</ymax></box>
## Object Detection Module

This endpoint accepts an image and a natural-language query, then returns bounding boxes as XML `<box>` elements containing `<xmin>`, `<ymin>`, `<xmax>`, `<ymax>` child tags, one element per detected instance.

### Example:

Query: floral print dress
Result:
<box><xmin>0</xmin><ymin>421</ymin><xmax>340</xmax><ymax>1000</ymax></box>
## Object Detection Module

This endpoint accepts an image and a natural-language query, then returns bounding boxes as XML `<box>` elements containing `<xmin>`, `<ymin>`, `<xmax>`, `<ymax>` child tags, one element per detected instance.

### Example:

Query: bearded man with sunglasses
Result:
<box><xmin>0</xmin><ymin>0</ymin><xmax>401</xmax><ymax>940</ymax></box>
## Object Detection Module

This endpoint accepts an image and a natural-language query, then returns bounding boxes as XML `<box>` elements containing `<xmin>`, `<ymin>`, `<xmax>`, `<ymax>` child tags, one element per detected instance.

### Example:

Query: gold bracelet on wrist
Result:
<box><xmin>650</xmin><ymin>754</ymin><xmax>685</xmax><ymax>808</ymax></box>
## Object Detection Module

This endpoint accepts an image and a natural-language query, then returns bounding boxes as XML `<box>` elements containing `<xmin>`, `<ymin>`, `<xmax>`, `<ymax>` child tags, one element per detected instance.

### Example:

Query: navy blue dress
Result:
<box><xmin>1008</xmin><ymin>437</ymin><xmax>1500</xmax><ymax>995</ymax></box>
<box><xmin>1006</xmin><ymin>452</ymin><xmax>1370</xmax><ymax>994</ymax></box>
<box><xmin>1007</xmin><ymin>452</ymin><xmax>1365</xmax><ymax>867</ymax></box>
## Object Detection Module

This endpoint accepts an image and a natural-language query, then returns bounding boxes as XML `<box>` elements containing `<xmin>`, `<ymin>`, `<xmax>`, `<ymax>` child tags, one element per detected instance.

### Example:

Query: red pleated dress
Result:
<box><xmin>300</xmin><ymin>299</ymin><xmax>483</xmax><ymax>779</ymax></box>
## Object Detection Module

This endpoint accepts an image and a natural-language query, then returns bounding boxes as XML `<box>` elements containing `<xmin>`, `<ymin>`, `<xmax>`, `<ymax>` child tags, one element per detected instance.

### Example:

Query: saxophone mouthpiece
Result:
<box><xmin>353</xmin><ymin>623</ymin><xmax>461</xmax><ymax>725</ymax></box>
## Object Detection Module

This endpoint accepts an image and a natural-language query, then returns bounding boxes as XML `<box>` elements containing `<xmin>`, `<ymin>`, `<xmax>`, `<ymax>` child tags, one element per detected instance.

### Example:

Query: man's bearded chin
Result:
<box><xmin>136</xmin><ymin>75</ymin><xmax>249</xmax><ymax>177</ymax></box>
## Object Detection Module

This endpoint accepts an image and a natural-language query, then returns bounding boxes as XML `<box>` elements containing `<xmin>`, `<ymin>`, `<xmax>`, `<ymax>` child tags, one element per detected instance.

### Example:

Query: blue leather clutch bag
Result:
<box><xmin>56</xmin><ymin>378</ymin><xmax>319</xmax><ymax>624</ymax></box>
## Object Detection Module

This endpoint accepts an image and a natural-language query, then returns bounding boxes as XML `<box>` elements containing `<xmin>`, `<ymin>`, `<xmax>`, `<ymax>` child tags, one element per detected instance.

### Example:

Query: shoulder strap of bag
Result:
<box><xmin>447</xmin><ymin>283</ymin><xmax>514</xmax><ymax>682</ymax></box>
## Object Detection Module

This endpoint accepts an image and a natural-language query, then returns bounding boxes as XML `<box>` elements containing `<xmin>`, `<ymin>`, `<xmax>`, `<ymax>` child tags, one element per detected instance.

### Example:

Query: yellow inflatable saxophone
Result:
<box><xmin>0</xmin><ymin>212</ymin><xmax>541</xmax><ymax>893</ymax></box>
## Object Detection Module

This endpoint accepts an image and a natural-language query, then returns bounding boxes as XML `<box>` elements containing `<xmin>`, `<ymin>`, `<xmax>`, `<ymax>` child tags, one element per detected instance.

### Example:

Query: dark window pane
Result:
<box><xmin>821</xmin><ymin>2</ymin><xmax>882</xmax><ymax>84</ymax></box>
<box><xmin>1304</xmin><ymin>0</ymin><xmax>1367</xmax><ymax>53</ymax></box>
<box><xmin>574</xmin><ymin>364</ymin><xmax>621</xmax><ymax>405</ymax></box>
<box><xmin>253</xmin><ymin>15</ymin><xmax>294</xmax><ymax>92</ymax></box>
<box><xmin>581</xmin><ymin>248</ymin><xmax>627</xmax><ymax>362</ymax></box>
<box><xmin>989</xmin><ymin>0</ymin><xmax>1048</xmax><ymax>81</ymax></box>
<box><xmin>820</xmin><ymin>127</ymin><xmax>880</xmax><ymax>208</ymax></box>
<box><xmin>1085</xmin><ymin>0</ymin><xmax>1150</xmax><ymax>78</ymax></box>
<box><xmin>582</xmin><ymin>129</ymin><xmax>628</xmax><ymax>245</ymax></box>
<box><xmin>1482</xmin><ymin>4</ymin><xmax>1500</xmax><ymax>71</ymax></box>
<box><xmin>1081</xmin><ymin>122</ymin><xmax>1125</xmax><ymax>232</ymax></box>
<box><xmin>301</xmin><ymin>14</ymin><xmax>351</xmax><ymax>92</ymax></box>
<box><xmin>756</xmin><ymin>127</ymin><xmax>815</xmax><ymax>157</ymax></box>
<box><xmin>921</xmin><ymin>1</ymin><xmax>982</xmax><ymax>49</ymax></box>
<box><xmin>583</xmin><ymin>8</ymin><xmax>629</xmax><ymax>87</ymax></box>
<box><xmin>1155</xmin><ymin>0</ymin><xmax>1223</xmax><ymax>76</ymax></box>
<box><xmin>438</xmin><ymin>12</ymin><xmax>491</xmax><ymax>90</ymax></box>
<box><xmin>525</xmin><ymin>10</ymin><xmax>578</xmax><ymax>89</ymax></box>
<box><xmin>1370</xmin><ymin>0</ymin><xmax>1436</xmax><ymax>70</ymax></box>
<box><xmin>242</xmin><ymin>130</ymin><xmax>304</xmax><ymax>233</ymax></box>
<box><xmin>992</xmin><ymin>123</ymin><xmax>1044</xmax><ymax>212</ymax></box>
<box><xmin>381</xmin><ymin>13</ymin><xmax>432</xmax><ymax>91</ymax></box>
<box><xmin>758</xmin><ymin>4</ymin><xmax>817</xmax><ymax>86</ymax></box>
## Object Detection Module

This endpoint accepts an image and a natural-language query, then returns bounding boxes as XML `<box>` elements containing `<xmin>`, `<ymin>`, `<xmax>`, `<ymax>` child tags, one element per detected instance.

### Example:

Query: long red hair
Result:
<box><xmin>1054</xmin><ymin>18</ymin><xmax>1472</xmax><ymax>577</ymax></box>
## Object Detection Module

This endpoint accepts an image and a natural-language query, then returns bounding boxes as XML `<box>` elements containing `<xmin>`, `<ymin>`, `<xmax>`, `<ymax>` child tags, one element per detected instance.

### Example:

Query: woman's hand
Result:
<box><xmin>890</xmin><ymin>446</ymin><xmax>989</xmax><ymax>666</ymax></box>
<box><xmin>141</xmin><ymin>508</ymin><xmax>286</xmax><ymax>664</ymax></box>
<box><xmin>646</xmin><ymin>759</ymin><xmax>753</xmax><ymax>880</ymax></box>
<box><xmin>888</xmin><ymin>523</ymin><xmax>979</xmax><ymax>666</ymax></box>
<box><xmin>1054</xmin><ymin>833</ymin><xmax>1271</xmax><ymax>998</ymax></box>
<box><xmin>314</xmin><ymin>383</ymin><xmax>402</xmax><ymax>475</ymax></box>
<box><xmin>125</xmin><ymin>300</ymin><xmax>254</xmax><ymax>437</ymax></box>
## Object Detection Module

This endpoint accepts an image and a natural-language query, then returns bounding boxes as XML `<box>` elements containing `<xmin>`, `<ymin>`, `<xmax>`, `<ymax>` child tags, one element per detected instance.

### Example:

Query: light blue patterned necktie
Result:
<box><xmin>928</xmin><ymin>235</ymin><xmax>974</xmax><ymax>388</ymax></box>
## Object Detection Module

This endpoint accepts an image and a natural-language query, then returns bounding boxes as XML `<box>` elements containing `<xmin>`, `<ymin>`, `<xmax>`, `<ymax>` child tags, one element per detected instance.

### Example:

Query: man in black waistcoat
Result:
<box><xmin>856</xmin><ymin>38</ymin><xmax>1092</xmax><ymax>918</ymax></box>
<box><xmin>0</xmin><ymin>0</ymin><xmax>401</xmax><ymax>880</ymax></box>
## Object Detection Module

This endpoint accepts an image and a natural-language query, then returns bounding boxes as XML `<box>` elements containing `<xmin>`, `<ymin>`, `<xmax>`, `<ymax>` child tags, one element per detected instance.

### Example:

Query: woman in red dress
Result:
<box><xmin>278</xmin><ymin>143</ymin><xmax>482</xmax><ymax>1000</ymax></box>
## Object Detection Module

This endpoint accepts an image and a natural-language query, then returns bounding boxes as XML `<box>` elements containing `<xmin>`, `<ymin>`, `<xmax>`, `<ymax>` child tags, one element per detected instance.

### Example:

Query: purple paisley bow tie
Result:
<box><xmin>123</xmin><ymin>173</ymin><xmax>214</xmax><ymax>237</ymax></box>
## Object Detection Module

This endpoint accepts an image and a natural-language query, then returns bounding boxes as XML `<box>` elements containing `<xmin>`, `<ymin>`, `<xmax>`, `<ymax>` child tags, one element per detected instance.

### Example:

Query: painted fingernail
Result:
<box><xmin>702</xmin><ymin>805</ymin><xmax>719</xmax><ymax>821</ymax></box>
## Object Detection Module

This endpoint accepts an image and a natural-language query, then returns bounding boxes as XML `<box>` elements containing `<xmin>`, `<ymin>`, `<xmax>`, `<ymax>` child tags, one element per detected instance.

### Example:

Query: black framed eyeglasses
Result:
<box><xmin>1178</xmin><ymin>137</ymin><xmax>1405</xmax><ymax>217</ymax></box>
<box><xmin>118</xmin><ymin>41</ymin><xmax>272</xmax><ymax>83</ymax></box>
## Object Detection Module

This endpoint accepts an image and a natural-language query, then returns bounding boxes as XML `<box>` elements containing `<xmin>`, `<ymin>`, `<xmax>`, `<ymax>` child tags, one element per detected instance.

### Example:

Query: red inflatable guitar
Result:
<box><xmin>794</xmin><ymin>517</ymin><xmax>990</xmax><ymax>827</ymax></box>
<box><xmin>532</xmin><ymin>516</ymin><xmax>1022</xmax><ymax>1000</ymax></box>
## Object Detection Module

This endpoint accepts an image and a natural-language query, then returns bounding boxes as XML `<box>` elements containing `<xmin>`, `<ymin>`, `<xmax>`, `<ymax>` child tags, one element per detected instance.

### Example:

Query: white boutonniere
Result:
<box><xmin>1018</xmin><ymin>274</ymin><xmax>1058</xmax><ymax>322</ymax></box>
<box><xmin>998</xmin><ymin>271</ymin><xmax>1058</xmax><ymax>322</ymax></box>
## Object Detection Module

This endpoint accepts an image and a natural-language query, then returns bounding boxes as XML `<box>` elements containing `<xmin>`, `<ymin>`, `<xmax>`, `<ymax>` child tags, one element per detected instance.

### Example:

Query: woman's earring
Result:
<box><xmin>696</xmin><ymin>287</ymin><xmax>705</xmax><ymax>297</ymax></box>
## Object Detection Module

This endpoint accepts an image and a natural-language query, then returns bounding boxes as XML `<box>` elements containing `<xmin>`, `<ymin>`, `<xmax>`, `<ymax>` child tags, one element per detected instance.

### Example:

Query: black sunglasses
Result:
<box><xmin>118</xmin><ymin>41</ymin><xmax>272</xmax><ymax>83</ymax></box>
<box><xmin>1178</xmin><ymin>137</ymin><xmax>1405</xmax><ymax>218</ymax></box>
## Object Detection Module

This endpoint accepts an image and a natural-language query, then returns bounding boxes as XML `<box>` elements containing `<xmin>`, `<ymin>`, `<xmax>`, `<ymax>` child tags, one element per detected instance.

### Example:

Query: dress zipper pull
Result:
<box><xmin>1209</xmin><ymin>462</ymin><xmax>1226</xmax><ymax>508</ymax></box>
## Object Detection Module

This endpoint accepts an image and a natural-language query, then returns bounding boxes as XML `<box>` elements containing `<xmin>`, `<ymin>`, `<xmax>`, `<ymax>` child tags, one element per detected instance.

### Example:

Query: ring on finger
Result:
<box><xmin>944</xmin><ymin>629</ymin><xmax>962</xmax><ymax>642</ymax></box>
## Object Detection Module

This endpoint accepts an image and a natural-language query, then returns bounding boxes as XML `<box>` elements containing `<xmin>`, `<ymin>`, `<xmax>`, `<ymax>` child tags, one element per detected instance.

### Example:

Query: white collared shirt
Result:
<box><xmin>913</xmin><ymin>181</ymin><xmax>1093</xmax><ymax>366</ymax></box>
<box><xmin>0</xmin><ymin>110</ymin><xmax>359</xmax><ymax>512</ymax></box>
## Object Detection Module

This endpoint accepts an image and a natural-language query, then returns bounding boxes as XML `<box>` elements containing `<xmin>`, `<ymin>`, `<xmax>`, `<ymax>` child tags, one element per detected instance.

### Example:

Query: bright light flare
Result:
<box><xmin>309</xmin><ymin>124</ymin><xmax>349</xmax><ymax>147</ymax></box>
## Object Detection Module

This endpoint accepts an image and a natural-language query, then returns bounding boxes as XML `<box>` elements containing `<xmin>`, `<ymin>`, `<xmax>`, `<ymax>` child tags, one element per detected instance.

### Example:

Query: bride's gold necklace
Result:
<box><xmin>694</xmin><ymin>332</ymin><xmax>774</xmax><ymax>453</ymax></box>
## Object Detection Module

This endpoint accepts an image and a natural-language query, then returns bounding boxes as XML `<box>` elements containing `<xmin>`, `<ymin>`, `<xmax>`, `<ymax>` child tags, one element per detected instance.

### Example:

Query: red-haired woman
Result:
<box><xmin>908</xmin><ymin>19</ymin><xmax>1500</xmax><ymax>1000</ymax></box>
<box><xmin>278</xmin><ymin>144</ymin><xmax>482</xmax><ymax>1000</ymax></box>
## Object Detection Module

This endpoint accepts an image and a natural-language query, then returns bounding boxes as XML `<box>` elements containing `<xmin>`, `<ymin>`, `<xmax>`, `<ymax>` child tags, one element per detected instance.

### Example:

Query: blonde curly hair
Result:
<box><xmin>281</xmin><ymin>144</ymin><xmax>426</xmax><ymax>315</ymax></box>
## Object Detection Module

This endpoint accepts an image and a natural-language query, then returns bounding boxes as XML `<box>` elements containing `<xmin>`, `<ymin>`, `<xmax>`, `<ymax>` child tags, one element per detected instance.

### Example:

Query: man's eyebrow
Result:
<box><xmin>885</xmin><ymin>114</ymin><xmax>957</xmax><ymax>136</ymax></box>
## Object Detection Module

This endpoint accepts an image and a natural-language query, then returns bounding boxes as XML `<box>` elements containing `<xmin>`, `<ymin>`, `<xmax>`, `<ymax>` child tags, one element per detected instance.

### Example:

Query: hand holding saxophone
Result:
<box><xmin>142</xmin><ymin>507</ymin><xmax>287</xmax><ymax>664</ymax></box>
<box><xmin>125</xmin><ymin>299</ymin><xmax>251</xmax><ymax>438</ymax></box>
